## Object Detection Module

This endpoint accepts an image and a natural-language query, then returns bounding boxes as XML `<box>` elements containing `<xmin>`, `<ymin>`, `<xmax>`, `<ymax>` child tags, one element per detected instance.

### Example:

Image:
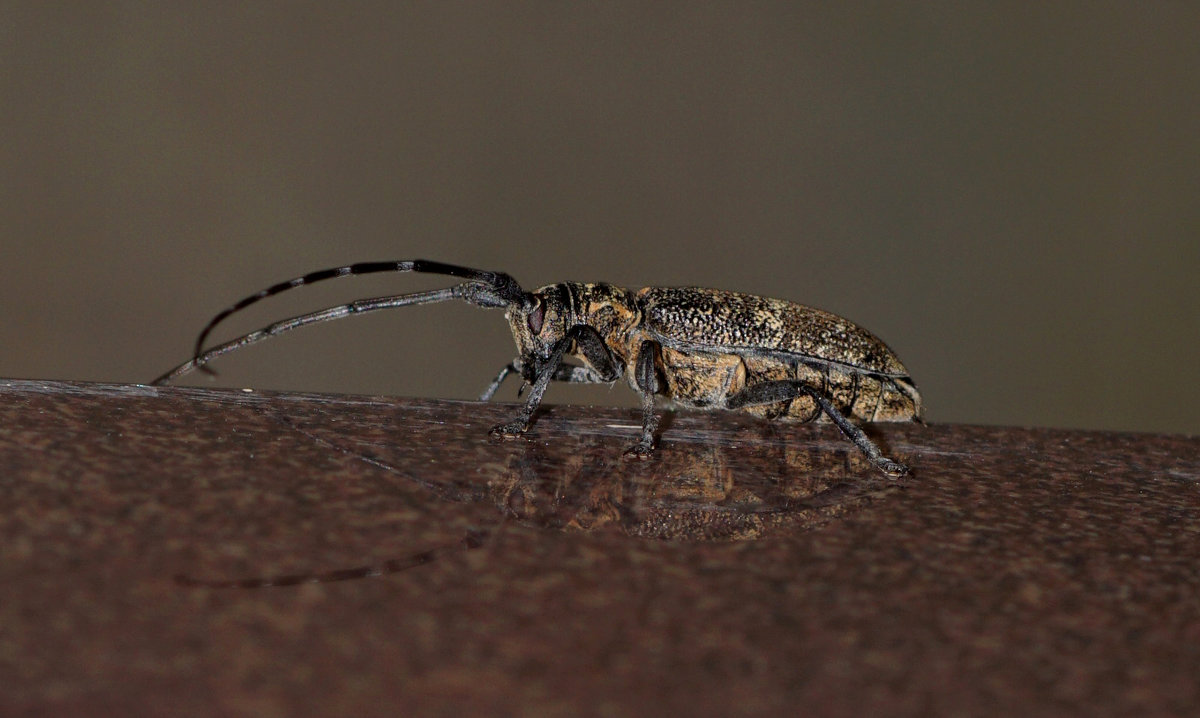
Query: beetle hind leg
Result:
<box><xmin>726</xmin><ymin>380</ymin><xmax>908</xmax><ymax>478</ymax></box>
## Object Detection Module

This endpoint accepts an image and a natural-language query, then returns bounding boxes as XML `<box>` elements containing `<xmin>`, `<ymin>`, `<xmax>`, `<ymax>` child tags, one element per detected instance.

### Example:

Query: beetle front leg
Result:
<box><xmin>481</xmin><ymin>327</ymin><xmax>623</xmax><ymax>403</ymax></box>
<box><xmin>488</xmin><ymin>331</ymin><xmax>587</xmax><ymax>440</ymax></box>
<box><xmin>623</xmin><ymin>340</ymin><xmax>663</xmax><ymax>460</ymax></box>
<box><xmin>479</xmin><ymin>361</ymin><xmax>520</xmax><ymax>401</ymax></box>
<box><xmin>481</xmin><ymin>361</ymin><xmax>612</xmax><ymax>402</ymax></box>
<box><xmin>488</xmin><ymin>325</ymin><xmax>625</xmax><ymax>441</ymax></box>
<box><xmin>726</xmin><ymin>379</ymin><xmax>908</xmax><ymax>477</ymax></box>
<box><xmin>488</xmin><ymin>357</ymin><xmax>558</xmax><ymax>440</ymax></box>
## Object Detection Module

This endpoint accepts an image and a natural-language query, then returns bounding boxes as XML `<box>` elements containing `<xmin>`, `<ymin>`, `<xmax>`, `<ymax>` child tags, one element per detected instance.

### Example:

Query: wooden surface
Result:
<box><xmin>1</xmin><ymin>379</ymin><xmax>1198</xmax><ymax>716</ymax></box>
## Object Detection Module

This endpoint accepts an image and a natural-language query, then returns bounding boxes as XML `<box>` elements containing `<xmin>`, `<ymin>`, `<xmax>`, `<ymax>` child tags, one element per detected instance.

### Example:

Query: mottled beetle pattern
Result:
<box><xmin>154</xmin><ymin>260</ymin><xmax>922</xmax><ymax>476</ymax></box>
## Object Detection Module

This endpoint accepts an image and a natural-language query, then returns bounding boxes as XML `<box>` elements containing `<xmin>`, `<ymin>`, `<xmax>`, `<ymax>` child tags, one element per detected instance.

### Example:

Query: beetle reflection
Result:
<box><xmin>176</xmin><ymin>409</ymin><xmax>900</xmax><ymax>588</ymax></box>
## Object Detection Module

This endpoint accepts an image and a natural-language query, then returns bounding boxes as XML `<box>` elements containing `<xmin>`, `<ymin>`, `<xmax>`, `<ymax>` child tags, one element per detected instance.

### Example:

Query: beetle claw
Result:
<box><xmin>622</xmin><ymin>443</ymin><xmax>655</xmax><ymax>460</ymax></box>
<box><xmin>490</xmin><ymin>422</ymin><xmax>529</xmax><ymax>440</ymax></box>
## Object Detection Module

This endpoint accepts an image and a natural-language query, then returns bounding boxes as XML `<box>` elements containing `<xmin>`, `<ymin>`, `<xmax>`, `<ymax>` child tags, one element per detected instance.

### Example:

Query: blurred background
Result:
<box><xmin>1</xmin><ymin>3</ymin><xmax>1196</xmax><ymax>434</ymax></box>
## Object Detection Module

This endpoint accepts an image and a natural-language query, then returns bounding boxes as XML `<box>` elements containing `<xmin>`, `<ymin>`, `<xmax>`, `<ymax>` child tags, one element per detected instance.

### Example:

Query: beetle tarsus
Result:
<box><xmin>622</xmin><ymin>442</ymin><xmax>655</xmax><ymax>460</ymax></box>
<box><xmin>489</xmin><ymin>421</ymin><xmax>529</xmax><ymax>440</ymax></box>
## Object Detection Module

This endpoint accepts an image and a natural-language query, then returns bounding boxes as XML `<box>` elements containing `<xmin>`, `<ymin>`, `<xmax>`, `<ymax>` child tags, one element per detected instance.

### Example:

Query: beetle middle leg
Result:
<box><xmin>623</xmin><ymin>339</ymin><xmax>663</xmax><ymax>460</ymax></box>
<box><xmin>726</xmin><ymin>380</ymin><xmax>908</xmax><ymax>477</ymax></box>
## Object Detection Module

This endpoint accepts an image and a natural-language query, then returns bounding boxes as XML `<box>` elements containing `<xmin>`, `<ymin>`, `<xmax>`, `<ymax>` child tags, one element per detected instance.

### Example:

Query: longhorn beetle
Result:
<box><xmin>153</xmin><ymin>260</ymin><xmax>923</xmax><ymax>476</ymax></box>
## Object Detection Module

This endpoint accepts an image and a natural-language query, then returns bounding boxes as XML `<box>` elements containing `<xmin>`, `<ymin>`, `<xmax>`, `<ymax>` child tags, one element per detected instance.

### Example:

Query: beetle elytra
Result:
<box><xmin>153</xmin><ymin>260</ymin><xmax>922</xmax><ymax>476</ymax></box>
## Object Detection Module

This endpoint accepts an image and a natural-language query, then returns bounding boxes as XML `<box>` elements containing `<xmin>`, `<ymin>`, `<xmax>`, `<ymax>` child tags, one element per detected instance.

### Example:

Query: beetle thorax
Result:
<box><xmin>562</xmin><ymin>282</ymin><xmax>640</xmax><ymax>356</ymax></box>
<box><xmin>504</xmin><ymin>282</ymin><xmax>640</xmax><ymax>367</ymax></box>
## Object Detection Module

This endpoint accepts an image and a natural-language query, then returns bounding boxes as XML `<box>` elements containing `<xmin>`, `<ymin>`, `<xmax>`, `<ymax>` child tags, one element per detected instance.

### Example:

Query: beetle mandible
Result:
<box><xmin>153</xmin><ymin>260</ymin><xmax>923</xmax><ymax>476</ymax></box>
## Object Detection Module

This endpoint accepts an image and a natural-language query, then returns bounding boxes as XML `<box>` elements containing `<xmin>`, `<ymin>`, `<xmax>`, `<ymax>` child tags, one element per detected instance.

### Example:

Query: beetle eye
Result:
<box><xmin>527</xmin><ymin>297</ymin><xmax>545</xmax><ymax>335</ymax></box>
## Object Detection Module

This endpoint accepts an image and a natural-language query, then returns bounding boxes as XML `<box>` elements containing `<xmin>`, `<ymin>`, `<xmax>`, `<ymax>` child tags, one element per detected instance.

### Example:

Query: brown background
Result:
<box><xmin>2</xmin><ymin>3</ymin><xmax>1197</xmax><ymax>434</ymax></box>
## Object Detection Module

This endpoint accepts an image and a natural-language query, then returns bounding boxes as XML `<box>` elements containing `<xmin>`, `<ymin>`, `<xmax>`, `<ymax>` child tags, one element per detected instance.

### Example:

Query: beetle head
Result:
<box><xmin>505</xmin><ymin>284</ymin><xmax>572</xmax><ymax>364</ymax></box>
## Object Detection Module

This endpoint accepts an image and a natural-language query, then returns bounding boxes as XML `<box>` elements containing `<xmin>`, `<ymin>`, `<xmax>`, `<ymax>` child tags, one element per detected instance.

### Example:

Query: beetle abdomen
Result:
<box><xmin>637</xmin><ymin>287</ymin><xmax>921</xmax><ymax>423</ymax></box>
<box><xmin>637</xmin><ymin>287</ymin><xmax>907</xmax><ymax>376</ymax></box>
<box><xmin>656</xmin><ymin>347</ymin><xmax>920</xmax><ymax>423</ymax></box>
<box><xmin>739</xmin><ymin>355</ymin><xmax>920</xmax><ymax>423</ymax></box>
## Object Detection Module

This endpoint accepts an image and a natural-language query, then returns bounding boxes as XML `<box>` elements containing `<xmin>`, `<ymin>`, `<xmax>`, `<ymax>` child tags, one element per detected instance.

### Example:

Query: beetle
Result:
<box><xmin>153</xmin><ymin>260</ymin><xmax>923</xmax><ymax>476</ymax></box>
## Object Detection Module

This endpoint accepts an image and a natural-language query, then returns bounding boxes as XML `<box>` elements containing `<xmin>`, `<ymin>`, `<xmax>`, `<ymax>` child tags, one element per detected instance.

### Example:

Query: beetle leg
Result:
<box><xmin>479</xmin><ymin>362</ymin><xmax>520</xmax><ymax>401</ymax></box>
<box><xmin>515</xmin><ymin>365</ymin><xmax>598</xmax><ymax>399</ymax></box>
<box><xmin>569</xmin><ymin>326</ymin><xmax>624</xmax><ymax>383</ymax></box>
<box><xmin>489</xmin><ymin>370</ymin><xmax>553</xmax><ymax>438</ymax></box>
<box><xmin>486</xmin><ymin>364</ymin><xmax>599</xmax><ymax>402</ymax></box>
<box><xmin>726</xmin><ymin>380</ymin><xmax>908</xmax><ymax>477</ymax></box>
<box><xmin>478</xmin><ymin>359</ymin><xmax>599</xmax><ymax>402</ymax></box>
<box><xmin>489</xmin><ymin>358</ymin><xmax>559</xmax><ymax>439</ymax></box>
<box><xmin>551</xmin><ymin>365</ymin><xmax>608</xmax><ymax>383</ymax></box>
<box><xmin>480</xmin><ymin>326</ymin><xmax>622</xmax><ymax>403</ymax></box>
<box><xmin>623</xmin><ymin>340</ymin><xmax>662</xmax><ymax>460</ymax></box>
<box><xmin>489</xmin><ymin>326</ymin><xmax>612</xmax><ymax>440</ymax></box>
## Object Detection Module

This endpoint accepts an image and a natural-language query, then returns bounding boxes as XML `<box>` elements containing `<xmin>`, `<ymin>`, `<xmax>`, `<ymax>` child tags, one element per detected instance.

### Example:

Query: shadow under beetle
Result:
<box><xmin>153</xmin><ymin>260</ymin><xmax>923</xmax><ymax>476</ymax></box>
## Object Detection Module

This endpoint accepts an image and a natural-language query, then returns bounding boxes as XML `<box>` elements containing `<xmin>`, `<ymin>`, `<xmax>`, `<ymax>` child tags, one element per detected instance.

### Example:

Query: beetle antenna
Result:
<box><xmin>152</xmin><ymin>282</ymin><xmax>510</xmax><ymax>385</ymax></box>
<box><xmin>188</xmin><ymin>260</ymin><xmax>527</xmax><ymax>366</ymax></box>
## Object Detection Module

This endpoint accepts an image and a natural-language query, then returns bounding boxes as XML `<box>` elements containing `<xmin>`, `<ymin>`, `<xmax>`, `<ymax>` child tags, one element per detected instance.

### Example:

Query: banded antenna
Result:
<box><xmin>151</xmin><ymin>260</ymin><xmax>530</xmax><ymax>386</ymax></box>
